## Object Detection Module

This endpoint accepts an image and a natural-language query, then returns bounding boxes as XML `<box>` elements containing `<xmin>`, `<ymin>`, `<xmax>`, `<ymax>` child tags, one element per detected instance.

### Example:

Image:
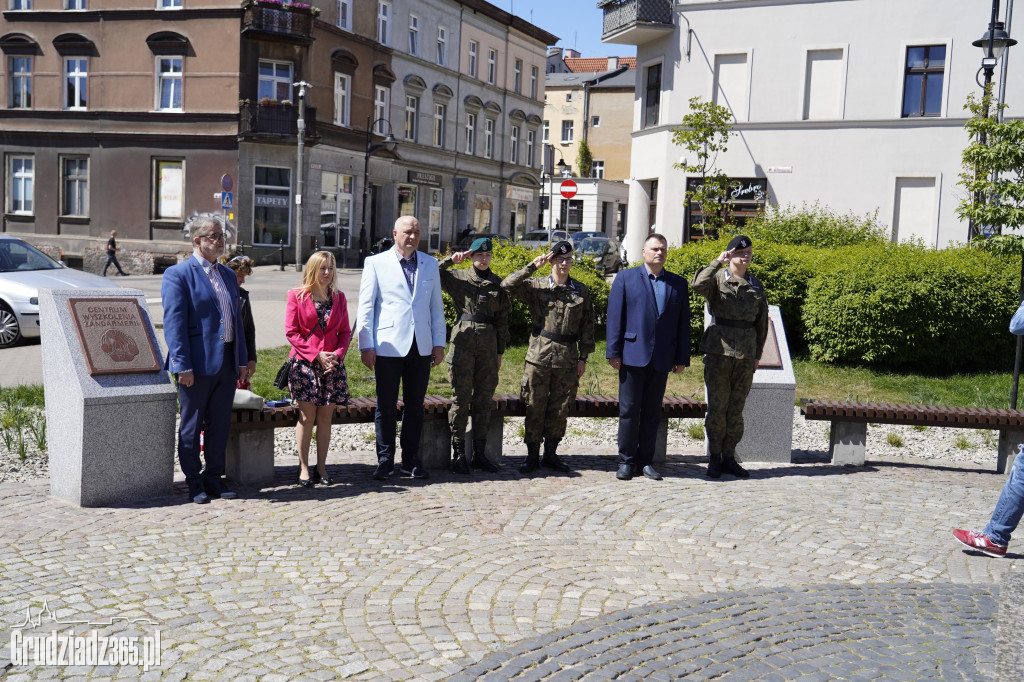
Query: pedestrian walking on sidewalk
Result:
<box><xmin>439</xmin><ymin>237</ymin><xmax>511</xmax><ymax>474</ymax></box>
<box><xmin>102</xmin><ymin>230</ymin><xmax>128</xmax><ymax>276</ymax></box>
<box><xmin>690</xmin><ymin>235</ymin><xmax>768</xmax><ymax>480</ymax></box>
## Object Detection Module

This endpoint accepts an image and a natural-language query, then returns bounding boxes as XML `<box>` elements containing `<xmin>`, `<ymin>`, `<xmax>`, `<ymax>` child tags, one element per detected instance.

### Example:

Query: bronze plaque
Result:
<box><xmin>757</xmin><ymin>319</ymin><xmax>783</xmax><ymax>369</ymax></box>
<box><xmin>68</xmin><ymin>297</ymin><xmax>161</xmax><ymax>375</ymax></box>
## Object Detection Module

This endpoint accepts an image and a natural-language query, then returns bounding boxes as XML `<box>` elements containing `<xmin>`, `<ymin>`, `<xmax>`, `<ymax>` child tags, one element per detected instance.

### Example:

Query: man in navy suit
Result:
<box><xmin>162</xmin><ymin>215</ymin><xmax>247</xmax><ymax>504</ymax></box>
<box><xmin>357</xmin><ymin>216</ymin><xmax>446</xmax><ymax>481</ymax></box>
<box><xmin>606</xmin><ymin>233</ymin><xmax>690</xmax><ymax>480</ymax></box>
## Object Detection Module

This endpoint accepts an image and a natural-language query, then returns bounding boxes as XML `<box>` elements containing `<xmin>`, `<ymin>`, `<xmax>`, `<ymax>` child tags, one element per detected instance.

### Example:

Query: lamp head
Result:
<box><xmin>973</xmin><ymin>21</ymin><xmax>1018</xmax><ymax>62</ymax></box>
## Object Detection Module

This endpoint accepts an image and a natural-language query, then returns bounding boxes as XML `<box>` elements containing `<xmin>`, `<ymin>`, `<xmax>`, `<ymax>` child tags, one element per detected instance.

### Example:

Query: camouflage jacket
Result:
<box><xmin>439</xmin><ymin>256</ymin><xmax>511</xmax><ymax>355</ymax></box>
<box><xmin>690</xmin><ymin>259</ymin><xmax>769</xmax><ymax>360</ymax></box>
<box><xmin>502</xmin><ymin>264</ymin><xmax>596</xmax><ymax>368</ymax></box>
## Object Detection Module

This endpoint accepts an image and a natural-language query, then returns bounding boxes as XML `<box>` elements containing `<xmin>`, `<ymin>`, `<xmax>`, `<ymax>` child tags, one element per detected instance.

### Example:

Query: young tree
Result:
<box><xmin>577</xmin><ymin>138</ymin><xmax>593</xmax><ymax>179</ymax></box>
<box><xmin>672</xmin><ymin>96</ymin><xmax>737</xmax><ymax>233</ymax></box>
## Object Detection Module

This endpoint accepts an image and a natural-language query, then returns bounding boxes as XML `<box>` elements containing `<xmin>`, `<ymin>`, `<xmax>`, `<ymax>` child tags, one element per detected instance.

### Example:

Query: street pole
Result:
<box><xmin>293</xmin><ymin>81</ymin><xmax>310</xmax><ymax>270</ymax></box>
<box><xmin>360</xmin><ymin>117</ymin><xmax>399</xmax><ymax>264</ymax></box>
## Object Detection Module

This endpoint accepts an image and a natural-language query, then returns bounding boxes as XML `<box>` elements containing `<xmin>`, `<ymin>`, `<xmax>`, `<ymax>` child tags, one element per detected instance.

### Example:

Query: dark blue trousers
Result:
<box><xmin>374</xmin><ymin>339</ymin><xmax>432</xmax><ymax>467</ymax></box>
<box><xmin>617</xmin><ymin>363</ymin><xmax>669</xmax><ymax>468</ymax></box>
<box><xmin>177</xmin><ymin>343</ymin><xmax>236</xmax><ymax>497</ymax></box>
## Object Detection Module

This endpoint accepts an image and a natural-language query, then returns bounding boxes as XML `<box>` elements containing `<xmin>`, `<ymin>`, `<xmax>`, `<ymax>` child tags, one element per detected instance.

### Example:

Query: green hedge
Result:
<box><xmin>441</xmin><ymin>242</ymin><xmax>610</xmax><ymax>341</ymax></box>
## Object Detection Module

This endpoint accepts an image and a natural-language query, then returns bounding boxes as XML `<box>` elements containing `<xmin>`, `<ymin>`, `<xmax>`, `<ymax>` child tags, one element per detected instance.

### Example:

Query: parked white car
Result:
<box><xmin>0</xmin><ymin>235</ymin><xmax>120</xmax><ymax>348</ymax></box>
<box><xmin>519</xmin><ymin>230</ymin><xmax>568</xmax><ymax>249</ymax></box>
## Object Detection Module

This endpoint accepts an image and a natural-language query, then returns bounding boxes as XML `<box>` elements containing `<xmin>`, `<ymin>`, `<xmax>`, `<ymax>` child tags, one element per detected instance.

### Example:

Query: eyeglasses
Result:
<box><xmin>201</xmin><ymin>233</ymin><xmax>226</xmax><ymax>242</ymax></box>
<box><xmin>552</xmin><ymin>256</ymin><xmax>573</xmax><ymax>265</ymax></box>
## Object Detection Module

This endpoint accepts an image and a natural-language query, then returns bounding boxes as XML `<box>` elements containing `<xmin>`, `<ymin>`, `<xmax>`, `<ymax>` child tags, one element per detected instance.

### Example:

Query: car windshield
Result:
<box><xmin>0</xmin><ymin>239</ymin><xmax>63</xmax><ymax>273</ymax></box>
<box><xmin>579</xmin><ymin>238</ymin><xmax>608</xmax><ymax>255</ymax></box>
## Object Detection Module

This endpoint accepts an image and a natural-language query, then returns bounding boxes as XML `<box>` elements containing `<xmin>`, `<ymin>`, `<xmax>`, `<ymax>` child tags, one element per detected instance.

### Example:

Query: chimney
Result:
<box><xmin>608</xmin><ymin>56</ymin><xmax>618</xmax><ymax>69</ymax></box>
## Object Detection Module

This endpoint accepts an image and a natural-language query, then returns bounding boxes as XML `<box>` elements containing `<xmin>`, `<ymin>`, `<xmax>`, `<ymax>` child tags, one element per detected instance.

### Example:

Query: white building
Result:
<box><xmin>600</xmin><ymin>0</ymin><xmax>1022</xmax><ymax>259</ymax></box>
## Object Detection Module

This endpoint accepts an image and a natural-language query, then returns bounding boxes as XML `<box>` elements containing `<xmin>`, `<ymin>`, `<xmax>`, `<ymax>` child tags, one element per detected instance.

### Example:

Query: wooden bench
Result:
<box><xmin>799</xmin><ymin>399</ymin><xmax>1024</xmax><ymax>473</ymax></box>
<box><xmin>227</xmin><ymin>394</ymin><xmax>707</xmax><ymax>484</ymax></box>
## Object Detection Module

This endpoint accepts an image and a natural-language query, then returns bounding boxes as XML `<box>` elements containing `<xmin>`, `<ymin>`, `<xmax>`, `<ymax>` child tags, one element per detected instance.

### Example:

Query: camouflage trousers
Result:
<box><xmin>703</xmin><ymin>354</ymin><xmax>757</xmax><ymax>455</ymax></box>
<box><xmin>447</xmin><ymin>344</ymin><xmax>500</xmax><ymax>440</ymax></box>
<box><xmin>520</xmin><ymin>362</ymin><xmax>578</xmax><ymax>443</ymax></box>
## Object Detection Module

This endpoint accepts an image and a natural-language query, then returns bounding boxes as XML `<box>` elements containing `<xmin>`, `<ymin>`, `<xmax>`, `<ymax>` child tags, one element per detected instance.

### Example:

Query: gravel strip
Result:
<box><xmin>0</xmin><ymin>407</ymin><xmax>1004</xmax><ymax>483</ymax></box>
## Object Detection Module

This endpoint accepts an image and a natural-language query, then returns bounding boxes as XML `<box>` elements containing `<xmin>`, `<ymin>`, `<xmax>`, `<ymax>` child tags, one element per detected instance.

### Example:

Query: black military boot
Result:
<box><xmin>541</xmin><ymin>438</ymin><xmax>571</xmax><ymax>472</ymax></box>
<box><xmin>451</xmin><ymin>438</ymin><xmax>471</xmax><ymax>474</ymax></box>
<box><xmin>722</xmin><ymin>453</ymin><xmax>750</xmax><ymax>479</ymax></box>
<box><xmin>707</xmin><ymin>452</ymin><xmax>723</xmax><ymax>479</ymax></box>
<box><xmin>472</xmin><ymin>439</ymin><xmax>499</xmax><ymax>473</ymax></box>
<box><xmin>521</xmin><ymin>442</ymin><xmax>541</xmax><ymax>473</ymax></box>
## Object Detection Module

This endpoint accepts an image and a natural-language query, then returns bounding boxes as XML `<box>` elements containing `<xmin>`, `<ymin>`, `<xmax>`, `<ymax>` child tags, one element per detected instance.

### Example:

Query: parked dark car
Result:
<box><xmin>454</xmin><ymin>232</ymin><xmax>511</xmax><ymax>251</ymax></box>
<box><xmin>575</xmin><ymin>236</ymin><xmax>624</xmax><ymax>276</ymax></box>
<box><xmin>571</xmin><ymin>231</ymin><xmax>605</xmax><ymax>247</ymax></box>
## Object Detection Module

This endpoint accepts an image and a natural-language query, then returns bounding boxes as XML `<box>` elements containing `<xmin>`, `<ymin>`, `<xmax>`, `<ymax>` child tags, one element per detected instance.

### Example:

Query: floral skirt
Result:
<box><xmin>288</xmin><ymin>357</ymin><xmax>350</xmax><ymax>407</ymax></box>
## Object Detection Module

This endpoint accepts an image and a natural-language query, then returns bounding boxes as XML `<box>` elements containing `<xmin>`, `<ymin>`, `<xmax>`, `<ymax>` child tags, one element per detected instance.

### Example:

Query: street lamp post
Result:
<box><xmin>293</xmin><ymin>81</ymin><xmax>311</xmax><ymax>270</ymax></box>
<box><xmin>543</xmin><ymin>144</ymin><xmax>567</xmax><ymax>244</ymax></box>
<box><xmin>360</xmin><ymin>116</ymin><xmax>398</xmax><ymax>265</ymax></box>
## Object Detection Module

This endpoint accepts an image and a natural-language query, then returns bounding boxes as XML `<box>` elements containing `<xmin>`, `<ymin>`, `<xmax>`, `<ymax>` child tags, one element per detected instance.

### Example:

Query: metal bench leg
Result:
<box><xmin>225</xmin><ymin>429</ymin><xmax>276</xmax><ymax>485</ymax></box>
<box><xmin>653</xmin><ymin>417</ymin><xmax>668</xmax><ymax>464</ymax></box>
<box><xmin>829</xmin><ymin>421</ymin><xmax>867</xmax><ymax>466</ymax></box>
<box><xmin>997</xmin><ymin>429</ymin><xmax>1024</xmax><ymax>474</ymax></box>
<box><xmin>419</xmin><ymin>418</ymin><xmax>451</xmax><ymax>470</ymax></box>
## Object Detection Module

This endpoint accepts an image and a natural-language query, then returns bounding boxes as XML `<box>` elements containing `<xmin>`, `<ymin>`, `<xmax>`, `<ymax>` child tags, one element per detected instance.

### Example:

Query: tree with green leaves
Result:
<box><xmin>577</xmin><ymin>138</ymin><xmax>593</xmax><ymax>179</ymax></box>
<box><xmin>672</xmin><ymin>96</ymin><xmax>737</xmax><ymax>233</ymax></box>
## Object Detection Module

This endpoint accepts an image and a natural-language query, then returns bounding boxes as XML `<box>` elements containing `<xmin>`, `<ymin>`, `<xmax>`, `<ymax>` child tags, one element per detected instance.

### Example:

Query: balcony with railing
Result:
<box><xmin>242</xmin><ymin>2</ymin><xmax>315</xmax><ymax>44</ymax></box>
<box><xmin>599</xmin><ymin>0</ymin><xmax>675</xmax><ymax>46</ymax></box>
<box><xmin>240</xmin><ymin>101</ymin><xmax>318</xmax><ymax>138</ymax></box>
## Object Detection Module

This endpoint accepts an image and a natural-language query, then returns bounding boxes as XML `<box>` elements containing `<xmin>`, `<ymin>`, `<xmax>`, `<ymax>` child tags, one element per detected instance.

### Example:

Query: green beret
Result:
<box><xmin>469</xmin><ymin>237</ymin><xmax>492</xmax><ymax>253</ymax></box>
<box><xmin>550</xmin><ymin>240</ymin><xmax>573</xmax><ymax>257</ymax></box>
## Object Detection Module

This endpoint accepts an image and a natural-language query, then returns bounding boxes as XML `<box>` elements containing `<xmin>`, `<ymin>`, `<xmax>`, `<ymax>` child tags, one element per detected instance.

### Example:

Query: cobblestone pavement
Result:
<box><xmin>0</xmin><ymin>445</ymin><xmax>1017</xmax><ymax>680</ymax></box>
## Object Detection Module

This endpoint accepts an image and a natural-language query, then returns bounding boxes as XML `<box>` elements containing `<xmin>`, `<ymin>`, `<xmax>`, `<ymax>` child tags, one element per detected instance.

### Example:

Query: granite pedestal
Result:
<box><xmin>40</xmin><ymin>288</ymin><xmax>176</xmax><ymax>507</ymax></box>
<box><xmin>705</xmin><ymin>306</ymin><xmax>795</xmax><ymax>463</ymax></box>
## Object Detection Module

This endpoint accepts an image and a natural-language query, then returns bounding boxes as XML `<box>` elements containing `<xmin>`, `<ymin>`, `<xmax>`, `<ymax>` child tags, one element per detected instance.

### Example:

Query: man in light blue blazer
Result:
<box><xmin>358</xmin><ymin>215</ymin><xmax>446</xmax><ymax>480</ymax></box>
<box><xmin>606</xmin><ymin>233</ymin><xmax>690</xmax><ymax>481</ymax></box>
<box><xmin>162</xmin><ymin>215</ymin><xmax>247</xmax><ymax>504</ymax></box>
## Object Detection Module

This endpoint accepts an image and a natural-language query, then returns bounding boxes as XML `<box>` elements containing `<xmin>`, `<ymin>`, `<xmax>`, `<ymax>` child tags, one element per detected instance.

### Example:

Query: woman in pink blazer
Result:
<box><xmin>285</xmin><ymin>251</ymin><xmax>352</xmax><ymax>487</ymax></box>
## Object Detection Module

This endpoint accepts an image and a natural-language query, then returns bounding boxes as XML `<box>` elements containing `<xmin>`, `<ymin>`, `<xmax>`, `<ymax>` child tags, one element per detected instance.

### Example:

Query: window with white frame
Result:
<box><xmin>11</xmin><ymin>0</ymin><xmax>32</xmax><ymax>8</ymax></box>
<box><xmin>591</xmin><ymin>116</ymin><xmax>600</xmax><ymax>127</ymax></box>
<box><xmin>468</xmin><ymin>41</ymin><xmax>478</xmax><ymax>78</ymax></box>
<box><xmin>560</xmin><ymin>120</ymin><xmax>573</xmax><ymax>143</ymax></box>
<box><xmin>8</xmin><ymin>57</ymin><xmax>31</xmax><ymax>109</ymax></box>
<box><xmin>436</xmin><ymin>26</ymin><xmax>447</xmax><ymax>66</ymax></box>
<box><xmin>65</xmin><ymin>0</ymin><xmax>86</xmax><ymax>9</ymax></box>
<box><xmin>405</xmin><ymin>95</ymin><xmax>418</xmax><ymax>141</ymax></box>
<box><xmin>333</xmin><ymin>72</ymin><xmax>350</xmax><ymax>126</ymax></box>
<box><xmin>64</xmin><ymin>58</ymin><xmax>88</xmax><ymax>110</ymax></box>
<box><xmin>510</xmin><ymin>125</ymin><xmax>520</xmax><ymax>164</ymax></box>
<box><xmin>408</xmin><ymin>15</ymin><xmax>419</xmax><ymax>56</ymax></box>
<box><xmin>530</xmin><ymin>66</ymin><xmax>538</xmax><ymax>99</ymax></box>
<box><xmin>8</xmin><ymin>155</ymin><xmax>33</xmax><ymax>215</ymax></box>
<box><xmin>513</xmin><ymin>59</ymin><xmax>522</xmax><ymax>94</ymax></box>
<box><xmin>374</xmin><ymin>86</ymin><xmax>389</xmax><ymax>133</ymax></box>
<box><xmin>153</xmin><ymin>158</ymin><xmax>183</xmax><ymax>220</ymax></box>
<box><xmin>156</xmin><ymin>57</ymin><xmax>183</xmax><ymax>111</ymax></box>
<box><xmin>433</xmin><ymin>103</ymin><xmax>446</xmax><ymax>147</ymax></box>
<box><xmin>61</xmin><ymin>157</ymin><xmax>88</xmax><ymax>217</ymax></box>
<box><xmin>542</xmin><ymin>120</ymin><xmax>549</xmax><ymax>143</ymax></box>
<box><xmin>487</xmin><ymin>49</ymin><xmax>497</xmax><ymax>85</ymax></box>
<box><xmin>591</xmin><ymin>160</ymin><xmax>604</xmax><ymax>179</ymax></box>
<box><xmin>159</xmin><ymin>0</ymin><xmax>182</xmax><ymax>8</ymax></box>
<box><xmin>902</xmin><ymin>45</ymin><xmax>946</xmax><ymax>117</ymax></box>
<box><xmin>258</xmin><ymin>60</ymin><xmax>292</xmax><ymax>102</ymax></box>
<box><xmin>377</xmin><ymin>1</ymin><xmax>390</xmax><ymax>46</ymax></box>
<box><xmin>526</xmin><ymin>130</ymin><xmax>535</xmax><ymax>167</ymax></box>
<box><xmin>465</xmin><ymin>112</ymin><xmax>476</xmax><ymax>154</ymax></box>
<box><xmin>336</xmin><ymin>0</ymin><xmax>351</xmax><ymax>30</ymax></box>
<box><xmin>712</xmin><ymin>53</ymin><xmax>748</xmax><ymax>122</ymax></box>
<box><xmin>643</xmin><ymin>63</ymin><xmax>661</xmax><ymax>128</ymax></box>
<box><xmin>484</xmin><ymin>119</ymin><xmax>494</xmax><ymax>159</ymax></box>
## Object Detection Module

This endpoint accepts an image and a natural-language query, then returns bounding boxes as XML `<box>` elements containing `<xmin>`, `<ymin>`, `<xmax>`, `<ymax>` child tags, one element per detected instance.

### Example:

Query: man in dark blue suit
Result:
<box><xmin>162</xmin><ymin>215</ymin><xmax>247</xmax><ymax>504</ymax></box>
<box><xmin>606</xmin><ymin>233</ymin><xmax>690</xmax><ymax>480</ymax></box>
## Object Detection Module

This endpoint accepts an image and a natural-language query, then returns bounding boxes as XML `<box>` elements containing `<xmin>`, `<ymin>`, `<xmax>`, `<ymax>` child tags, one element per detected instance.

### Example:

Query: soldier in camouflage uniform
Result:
<box><xmin>502</xmin><ymin>241</ymin><xmax>595</xmax><ymax>473</ymax></box>
<box><xmin>690</xmin><ymin>235</ymin><xmax>768</xmax><ymax>479</ymax></box>
<box><xmin>439</xmin><ymin>237</ymin><xmax>511</xmax><ymax>474</ymax></box>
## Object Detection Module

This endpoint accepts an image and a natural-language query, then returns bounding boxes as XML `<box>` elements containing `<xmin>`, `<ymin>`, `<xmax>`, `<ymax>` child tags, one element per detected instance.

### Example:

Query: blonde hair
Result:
<box><xmin>219</xmin><ymin>250</ymin><xmax>254</xmax><ymax>276</ymax></box>
<box><xmin>294</xmin><ymin>251</ymin><xmax>336</xmax><ymax>301</ymax></box>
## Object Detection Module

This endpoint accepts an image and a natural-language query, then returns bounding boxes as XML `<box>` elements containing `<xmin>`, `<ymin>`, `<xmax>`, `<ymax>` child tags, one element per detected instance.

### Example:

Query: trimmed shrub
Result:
<box><xmin>803</xmin><ymin>242</ymin><xmax>1019</xmax><ymax>371</ymax></box>
<box><xmin>441</xmin><ymin>242</ymin><xmax>610</xmax><ymax>341</ymax></box>
<box><xmin>731</xmin><ymin>202</ymin><xmax>888</xmax><ymax>248</ymax></box>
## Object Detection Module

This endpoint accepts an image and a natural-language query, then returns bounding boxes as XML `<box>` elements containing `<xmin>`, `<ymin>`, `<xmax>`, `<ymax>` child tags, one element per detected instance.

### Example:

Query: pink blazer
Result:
<box><xmin>285</xmin><ymin>289</ymin><xmax>352</xmax><ymax>363</ymax></box>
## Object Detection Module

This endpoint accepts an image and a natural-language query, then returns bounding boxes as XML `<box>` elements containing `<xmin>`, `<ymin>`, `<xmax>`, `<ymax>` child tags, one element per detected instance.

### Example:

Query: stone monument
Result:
<box><xmin>39</xmin><ymin>288</ymin><xmax>176</xmax><ymax>506</ymax></box>
<box><xmin>705</xmin><ymin>305</ymin><xmax>796</xmax><ymax>462</ymax></box>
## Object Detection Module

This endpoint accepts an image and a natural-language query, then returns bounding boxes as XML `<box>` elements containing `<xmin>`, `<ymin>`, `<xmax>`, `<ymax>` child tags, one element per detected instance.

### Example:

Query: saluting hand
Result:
<box><xmin>450</xmin><ymin>250</ymin><xmax>474</xmax><ymax>265</ymax></box>
<box><xmin>718</xmin><ymin>249</ymin><xmax>734</xmax><ymax>263</ymax></box>
<box><xmin>531</xmin><ymin>252</ymin><xmax>553</xmax><ymax>269</ymax></box>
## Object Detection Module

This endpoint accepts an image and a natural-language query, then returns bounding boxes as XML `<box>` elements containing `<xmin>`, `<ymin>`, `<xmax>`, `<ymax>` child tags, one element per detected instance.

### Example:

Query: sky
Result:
<box><xmin>507</xmin><ymin>1</ymin><xmax>637</xmax><ymax>59</ymax></box>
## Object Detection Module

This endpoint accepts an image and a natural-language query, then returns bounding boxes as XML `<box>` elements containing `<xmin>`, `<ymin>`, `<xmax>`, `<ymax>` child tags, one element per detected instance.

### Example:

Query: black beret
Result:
<box><xmin>550</xmin><ymin>240</ymin><xmax>573</xmax><ymax>257</ymax></box>
<box><xmin>727</xmin><ymin>235</ymin><xmax>752</xmax><ymax>251</ymax></box>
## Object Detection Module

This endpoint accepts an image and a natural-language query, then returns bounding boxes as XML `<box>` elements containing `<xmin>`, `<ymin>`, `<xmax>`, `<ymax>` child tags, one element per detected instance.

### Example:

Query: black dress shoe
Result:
<box><xmin>311</xmin><ymin>469</ymin><xmax>322</xmax><ymax>484</ymax></box>
<box><xmin>297</xmin><ymin>477</ymin><xmax>314</xmax><ymax>488</ymax></box>
<box><xmin>616</xmin><ymin>464</ymin><xmax>633</xmax><ymax>480</ymax></box>
<box><xmin>373</xmin><ymin>461</ymin><xmax>394</xmax><ymax>481</ymax></box>
<box><xmin>642</xmin><ymin>465</ymin><xmax>663</xmax><ymax>481</ymax></box>
<box><xmin>316</xmin><ymin>471</ymin><xmax>332</xmax><ymax>486</ymax></box>
<box><xmin>191</xmin><ymin>491</ymin><xmax>210</xmax><ymax>504</ymax></box>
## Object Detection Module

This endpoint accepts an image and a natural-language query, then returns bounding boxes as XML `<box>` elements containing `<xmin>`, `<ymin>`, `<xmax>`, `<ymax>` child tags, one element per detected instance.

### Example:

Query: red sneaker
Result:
<box><xmin>952</xmin><ymin>529</ymin><xmax>1007</xmax><ymax>558</ymax></box>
